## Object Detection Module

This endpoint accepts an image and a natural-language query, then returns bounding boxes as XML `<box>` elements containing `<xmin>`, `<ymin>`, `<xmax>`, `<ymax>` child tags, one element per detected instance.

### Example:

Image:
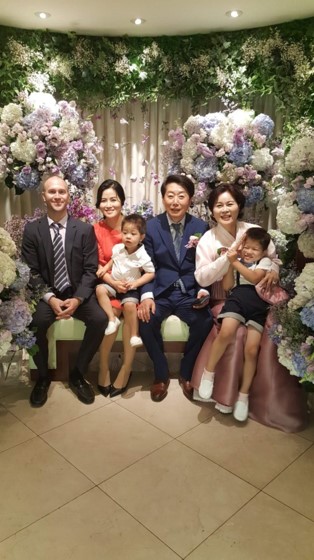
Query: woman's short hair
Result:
<box><xmin>207</xmin><ymin>184</ymin><xmax>246</xmax><ymax>220</ymax></box>
<box><xmin>96</xmin><ymin>179</ymin><xmax>126</xmax><ymax>208</ymax></box>
<box><xmin>160</xmin><ymin>174</ymin><xmax>195</xmax><ymax>199</ymax></box>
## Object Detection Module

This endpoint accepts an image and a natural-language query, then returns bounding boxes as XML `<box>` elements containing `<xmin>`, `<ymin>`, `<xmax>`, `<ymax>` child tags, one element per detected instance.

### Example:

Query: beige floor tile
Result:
<box><xmin>0</xmin><ymin>405</ymin><xmax>35</xmax><ymax>452</ymax></box>
<box><xmin>0</xmin><ymin>368</ymin><xmax>32</xmax><ymax>398</ymax></box>
<box><xmin>264</xmin><ymin>444</ymin><xmax>314</xmax><ymax>520</ymax></box>
<box><xmin>0</xmin><ymin>381</ymin><xmax>108</xmax><ymax>435</ymax></box>
<box><xmin>179</xmin><ymin>413</ymin><xmax>311</xmax><ymax>488</ymax></box>
<box><xmin>117</xmin><ymin>379</ymin><xmax>213</xmax><ymax>437</ymax></box>
<box><xmin>186</xmin><ymin>493</ymin><xmax>314</xmax><ymax>560</ymax></box>
<box><xmin>42</xmin><ymin>403</ymin><xmax>171</xmax><ymax>483</ymax></box>
<box><xmin>0</xmin><ymin>437</ymin><xmax>93</xmax><ymax>541</ymax></box>
<box><xmin>0</xmin><ymin>487</ymin><xmax>180</xmax><ymax>560</ymax></box>
<box><xmin>298</xmin><ymin>411</ymin><xmax>314</xmax><ymax>442</ymax></box>
<box><xmin>101</xmin><ymin>440</ymin><xmax>257</xmax><ymax>557</ymax></box>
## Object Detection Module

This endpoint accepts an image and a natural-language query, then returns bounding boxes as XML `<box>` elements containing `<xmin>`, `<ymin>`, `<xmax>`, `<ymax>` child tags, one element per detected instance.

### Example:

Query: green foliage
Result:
<box><xmin>0</xmin><ymin>18</ymin><xmax>313</xmax><ymax>128</ymax></box>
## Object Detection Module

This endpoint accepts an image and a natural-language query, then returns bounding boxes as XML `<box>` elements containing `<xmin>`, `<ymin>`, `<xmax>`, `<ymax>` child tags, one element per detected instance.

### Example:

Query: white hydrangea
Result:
<box><xmin>10</xmin><ymin>137</ymin><xmax>36</xmax><ymax>163</ymax></box>
<box><xmin>209</xmin><ymin>120</ymin><xmax>233</xmax><ymax>151</ymax></box>
<box><xmin>285</xmin><ymin>137</ymin><xmax>314</xmax><ymax>173</ymax></box>
<box><xmin>228</xmin><ymin>109</ymin><xmax>254</xmax><ymax>131</ymax></box>
<box><xmin>0</xmin><ymin>329</ymin><xmax>13</xmax><ymax>359</ymax></box>
<box><xmin>289</xmin><ymin>263</ymin><xmax>314</xmax><ymax>310</ymax></box>
<box><xmin>59</xmin><ymin>117</ymin><xmax>81</xmax><ymax>141</ymax></box>
<box><xmin>0</xmin><ymin>227</ymin><xmax>17</xmax><ymax>257</ymax></box>
<box><xmin>0</xmin><ymin>103</ymin><xmax>23</xmax><ymax>126</ymax></box>
<box><xmin>276</xmin><ymin>204</ymin><xmax>306</xmax><ymax>234</ymax></box>
<box><xmin>183</xmin><ymin>115</ymin><xmax>204</xmax><ymax>136</ymax></box>
<box><xmin>0</xmin><ymin>252</ymin><xmax>16</xmax><ymax>288</ymax></box>
<box><xmin>251</xmin><ymin>148</ymin><xmax>274</xmax><ymax>171</ymax></box>
<box><xmin>277</xmin><ymin>341</ymin><xmax>299</xmax><ymax>377</ymax></box>
<box><xmin>297</xmin><ymin>230</ymin><xmax>314</xmax><ymax>258</ymax></box>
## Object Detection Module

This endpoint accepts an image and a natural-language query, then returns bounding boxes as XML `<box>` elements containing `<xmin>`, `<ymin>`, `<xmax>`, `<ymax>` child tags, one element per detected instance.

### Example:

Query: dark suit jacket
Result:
<box><xmin>22</xmin><ymin>215</ymin><xmax>98</xmax><ymax>302</ymax></box>
<box><xmin>142</xmin><ymin>212</ymin><xmax>209</xmax><ymax>298</ymax></box>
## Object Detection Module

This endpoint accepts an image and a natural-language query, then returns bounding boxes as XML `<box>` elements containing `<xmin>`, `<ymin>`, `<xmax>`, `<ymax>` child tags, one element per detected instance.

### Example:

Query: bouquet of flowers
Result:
<box><xmin>0</xmin><ymin>92</ymin><xmax>102</xmax><ymax>196</ymax></box>
<box><xmin>268</xmin><ymin>263</ymin><xmax>314</xmax><ymax>384</ymax></box>
<box><xmin>163</xmin><ymin>109</ymin><xmax>278</xmax><ymax>209</ymax></box>
<box><xmin>0</xmin><ymin>227</ymin><xmax>37</xmax><ymax>361</ymax></box>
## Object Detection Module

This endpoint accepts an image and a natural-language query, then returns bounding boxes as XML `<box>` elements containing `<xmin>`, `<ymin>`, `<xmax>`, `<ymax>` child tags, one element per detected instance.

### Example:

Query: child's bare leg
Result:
<box><xmin>96</xmin><ymin>285</ymin><xmax>115</xmax><ymax>322</ymax></box>
<box><xmin>123</xmin><ymin>301</ymin><xmax>143</xmax><ymax>348</ymax></box>
<box><xmin>234</xmin><ymin>326</ymin><xmax>262</xmax><ymax>422</ymax></box>
<box><xmin>199</xmin><ymin>317</ymin><xmax>240</xmax><ymax>399</ymax></box>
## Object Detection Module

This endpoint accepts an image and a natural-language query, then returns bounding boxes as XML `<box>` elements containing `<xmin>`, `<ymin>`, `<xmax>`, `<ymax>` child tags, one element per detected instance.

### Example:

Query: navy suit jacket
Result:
<box><xmin>22</xmin><ymin>215</ymin><xmax>98</xmax><ymax>302</ymax></box>
<box><xmin>142</xmin><ymin>212</ymin><xmax>209</xmax><ymax>298</ymax></box>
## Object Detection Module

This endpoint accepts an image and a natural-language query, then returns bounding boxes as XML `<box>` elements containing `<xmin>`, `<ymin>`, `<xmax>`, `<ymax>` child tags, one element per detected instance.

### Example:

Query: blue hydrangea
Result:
<box><xmin>14</xmin><ymin>328</ymin><xmax>37</xmax><ymax>350</ymax></box>
<box><xmin>245</xmin><ymin>186</ymin><xmax>264</xmax><ymax>206</ymax></box>
<box><xmin>228</xmin><ymin>142</ymin><xmax>252</xmax><ymax>166</ymax></box>
<box><xmin>296</xmin><ymin>187</ymin><xmax>314</xmax><ymax>214</ymax></box>
<box><xmin>252</xmin><ymin>114</ymin><xmax>274</xmax><ymax>138</ymax></box>
<box><xmin>193</xmin><ymin>156</ymin><xmax>218</xmax><ymax>182</ymax></box>
<box><xmin>202</xmin><ymin>113</ymin><xmax>225</xmax><ymax>135</ymax></box>
<box><xmin>69</xmin><ymin>164</ymin><xmax>88</xmax><ymax>187</ymax></box>
<box><xmin>11</xmin><ymin>260</ymin><xmax>30</xmax><ymax>292</ymax></box>
<box><xmin>292</xmin><ymin>352</ymin><xmax>308</xmax><ymax>378</ymax></box>
<box><xmin>268</xmin><ymin>324</ymin><xmax>282</xmax><ymax>345</ymax></box>
<box><xmin>300</xmin><ymin>302</ymin><xmax>314</xmax><ymax>330</ymax></box>
<box><xmin>14</xmin><ymin>168</ymin><xmax>41</xmax><ymax>191</ymax></box>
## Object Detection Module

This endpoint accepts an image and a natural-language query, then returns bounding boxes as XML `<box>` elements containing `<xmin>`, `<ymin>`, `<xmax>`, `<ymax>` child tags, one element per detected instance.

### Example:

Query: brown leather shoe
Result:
<box><xmin>178</xmin><ymin>376</ymin><xmax>193</xmax><ymax>400</ymax></box>
<box><xmin>150</xmin><ymin>379</ymin><xmax>170</xmax><ymax>402</ymax></box>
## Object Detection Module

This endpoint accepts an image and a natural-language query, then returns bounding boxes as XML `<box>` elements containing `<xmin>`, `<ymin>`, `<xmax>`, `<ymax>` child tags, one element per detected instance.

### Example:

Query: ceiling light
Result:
<box><xmin>131</xmin><ymin>18</ymin><xmax>146</xmax><ymax>25</ymax></box>
<box><xmin>34</xmin><ymin>12</ymin><xmax>51</xmax><ymax>20</ymax></box>
<box><xmin>225</xmin><ymin>10</ymin><xmax>243</xmax><ymax>18</ymax></box>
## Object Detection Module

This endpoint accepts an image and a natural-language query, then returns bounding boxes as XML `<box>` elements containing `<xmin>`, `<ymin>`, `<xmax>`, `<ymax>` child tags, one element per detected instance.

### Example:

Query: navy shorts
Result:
<box><xmin>218</xmin><ymin>285</ymin><xmax>269</xmax><ymax>333</ymax></box>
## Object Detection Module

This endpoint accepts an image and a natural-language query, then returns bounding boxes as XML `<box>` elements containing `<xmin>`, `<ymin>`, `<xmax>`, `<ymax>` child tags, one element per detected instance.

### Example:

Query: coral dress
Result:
<box><xmin>191</xmin><ymin>221</ymin><xmax>308</xmax><ymax>433</ymax></box>
<box><xmin>93</xmin><ymin>220</ymin><xmax>122</xmax><ymax>309</ymax></box>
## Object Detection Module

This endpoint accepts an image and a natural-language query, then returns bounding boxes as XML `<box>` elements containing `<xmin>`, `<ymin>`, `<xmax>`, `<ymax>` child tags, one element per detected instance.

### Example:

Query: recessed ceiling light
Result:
<box><xmin>34</xmin><ymin>12</ymin><xmax>51</xmax><ymax>20</ymax></box>
<box><xmin>131</xmin><ymin>18</ymin><xmax>146</xmax><ymax>25</ymax></box>
<box><xmin>225</xmin><ymin>10</ymin><xmax>243</xmax><ymax>18</ymax></box>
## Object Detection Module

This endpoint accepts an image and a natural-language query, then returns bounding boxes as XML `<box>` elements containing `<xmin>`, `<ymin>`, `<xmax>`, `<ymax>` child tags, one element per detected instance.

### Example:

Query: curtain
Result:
<box><xmin>0</xmin><ymin>96</ymin><xmax>281</xmax><ymax>225</ymax></box>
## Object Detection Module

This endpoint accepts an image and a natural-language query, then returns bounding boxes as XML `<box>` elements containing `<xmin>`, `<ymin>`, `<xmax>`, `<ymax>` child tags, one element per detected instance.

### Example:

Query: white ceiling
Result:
<box><xmin>0</xmin><ymin>0</ymin><xmax>313</xmax><ymax>36</ymax></box>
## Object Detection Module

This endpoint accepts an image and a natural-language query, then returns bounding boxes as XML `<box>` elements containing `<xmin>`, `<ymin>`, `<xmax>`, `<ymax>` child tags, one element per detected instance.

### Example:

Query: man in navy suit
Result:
<box><xmin>138</xmin><ymin>174</ymin><xmax>213</xmax><ymax>401</ymax></box>
<box><xmin>22</xmin><ymin>176</ymin><xmax>108</xmax><ymax>407</ymax></box>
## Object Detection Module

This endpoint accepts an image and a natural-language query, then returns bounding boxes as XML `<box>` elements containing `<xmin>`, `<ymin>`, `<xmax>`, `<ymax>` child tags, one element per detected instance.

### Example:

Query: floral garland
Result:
<box><xmin>0</xmin><ymin>92</ymin><xmax>102</xmax><ymax>196</ymax></box>
<box><xmin>163</xmin><ymin>109</ymin><xmax>278</xmax><ymax>212</ymax></box>
<box><xmin>0</xmin><ymin>227</ymin><xmax>38</xmax><ymax>360</ymax></box>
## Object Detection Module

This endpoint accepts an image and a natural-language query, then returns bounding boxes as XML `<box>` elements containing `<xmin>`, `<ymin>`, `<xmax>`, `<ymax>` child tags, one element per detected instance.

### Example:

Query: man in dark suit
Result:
<box><xmin>138</xmin><ymin>174</ymin><xmax>213</xmax><ymax>402</ymax></box>
<box><xmin>22</xmin><ymin>176</ymin><xmax>108</xmax><ymax>407</ymax></box>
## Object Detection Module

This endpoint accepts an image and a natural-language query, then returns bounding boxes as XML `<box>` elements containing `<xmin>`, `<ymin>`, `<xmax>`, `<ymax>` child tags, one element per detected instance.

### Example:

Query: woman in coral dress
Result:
<box><xmin>191</xmin><ymin>184</ymin><xmax>308</xmax><ymax>432</ymax></box>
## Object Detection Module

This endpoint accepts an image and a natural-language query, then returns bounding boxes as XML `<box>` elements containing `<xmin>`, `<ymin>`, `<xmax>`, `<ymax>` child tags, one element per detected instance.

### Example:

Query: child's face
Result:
<box><xmin>241</xmin><ymin>238</ymin><xmax>265</xmax><ymax>263</ymax></box>
<box><xmin>121</xmin><ymin>223</ymin><xmax>144</xmax><ymax>253</ymax></box>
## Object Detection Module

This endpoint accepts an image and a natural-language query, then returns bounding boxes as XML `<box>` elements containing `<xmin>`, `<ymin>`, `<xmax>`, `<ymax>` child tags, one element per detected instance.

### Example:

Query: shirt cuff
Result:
<box><xmin>141</xmin><ymin>291</ymin><xmax>154</xmax><ymax>302</ymax></box>
<box><xmin>43</xmin><ymin>292</ymin><xmax>55</xmax><ymax>303</ymax></box>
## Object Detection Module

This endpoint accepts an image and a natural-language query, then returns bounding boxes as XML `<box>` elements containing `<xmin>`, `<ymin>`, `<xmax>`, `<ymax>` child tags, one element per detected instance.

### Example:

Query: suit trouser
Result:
<box><xmin>139</xmin><ymin>287</ymin><xmax>213</xmax><ymax>382</ymax></box>
<box><xmin>31</xmin><ymin>294</ymin><xmax>108</xmax><ymax>378</ymax></box>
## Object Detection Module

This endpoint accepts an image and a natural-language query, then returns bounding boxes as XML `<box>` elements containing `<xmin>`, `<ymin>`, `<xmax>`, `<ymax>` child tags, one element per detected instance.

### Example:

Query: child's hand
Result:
<box><xmin>125</xmin><ymin>280</ymin><xmax>137</xmax><ymax>290</ymax></box>
<box><xmin>227</xmin><ymin>248</ymin><xmax>238</xmax><ymax>263</ymax></box>
<box><xmin>114</xmin><ymin>280</ymin><xmax>128</xmax><ymax>293</ymax></box>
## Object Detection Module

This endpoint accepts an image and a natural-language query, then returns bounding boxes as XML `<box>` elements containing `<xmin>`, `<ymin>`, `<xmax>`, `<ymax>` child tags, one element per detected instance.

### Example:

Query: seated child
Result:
<box><xmin>96</xmin><ymin>214</ymin><xmax>155</xmax><ymax>347</ymax></box>
<box><xmin>198</xmin><ymin>227</ymin><xmax>273</xmax><ymax>421</ymax></box>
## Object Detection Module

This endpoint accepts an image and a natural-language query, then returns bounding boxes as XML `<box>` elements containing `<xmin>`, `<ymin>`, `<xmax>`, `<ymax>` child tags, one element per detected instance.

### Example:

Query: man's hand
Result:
<box><xmin>49</xmin><ymin>296</ymin><xmax>80</xmax><ymax>319</ymax></box>
<box><xmin>138</xmin><ymin>298</ymin><xmax>155</xmax><ymax>322</ymax></box>
<box><xmin>258</xmin><ymin>270</ymin><xmax>280</xmax><ymax>291</ymax></box>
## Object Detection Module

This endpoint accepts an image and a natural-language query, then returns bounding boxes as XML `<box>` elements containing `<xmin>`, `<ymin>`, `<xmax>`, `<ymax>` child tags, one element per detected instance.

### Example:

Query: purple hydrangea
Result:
<box><xmin>252</xmin><ymin>114</ymin><xmax>274</xmax><ymax>139</ymax></box>
<box><xmin>300</xmin><ymin>302</ymin><xmax>314</xmax><ymax>330</ymax></box>
<box><xmin>244</xmin><ymin>185</ymin><xmax>264</xmax><ymax>206</ymax></box>
<box><xmin>0</xmin><ymin>297</ymin><xmax>32</xmax><ymax>334</ymax></box>
<box><xmin>296</xmin><ymin>187</ymin><xmax>314</xmax><ymax>214</ymax></box>
<box><xmin>10</xmin><ymin>259</ymin><xmax>30</xmax><ymax>291</ymax></box>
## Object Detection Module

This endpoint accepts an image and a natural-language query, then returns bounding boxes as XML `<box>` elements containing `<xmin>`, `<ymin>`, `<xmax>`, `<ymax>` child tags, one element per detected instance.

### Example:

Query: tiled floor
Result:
<box><xmin>0</xmin><ymin>353</ymin><xmax>314</xmax><ymax>560</ymax></box>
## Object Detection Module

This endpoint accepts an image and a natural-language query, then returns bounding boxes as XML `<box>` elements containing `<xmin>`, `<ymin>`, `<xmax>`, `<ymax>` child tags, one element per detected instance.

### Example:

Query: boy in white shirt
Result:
<box><xmin>199</xmin><ymin>227</ymin><xmax>273</xmax><ymax>421</ymax></box>
<box><xmin>96</xmin><ymin>214</ymin><xmax>155</xmax><ymax>347</ymax></box>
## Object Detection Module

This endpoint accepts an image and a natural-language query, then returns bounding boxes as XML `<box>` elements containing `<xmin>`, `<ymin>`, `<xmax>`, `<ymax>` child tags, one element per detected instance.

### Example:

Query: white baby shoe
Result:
<box><xmin>215</xmin><ymin>402</ymin><xmax>233</xmax><ymax>414</ymax></box>
<box><xmin>130</xmin><ymin>336</ymin><xmax>143</xmax><ymax>348</ymax></box>
<box><xmin>198</xmin><ymin>374</ymin><xmax>214</xmax><ymax>400</ymax></box>
<box><xmin>105</xmin><ymin>317</ymin><xmax>121</xmax><ymax>335</ymax></box>
<box><xmin>233</xmin><ymin>399</ymin><xmax>249</xmax><ymax>422</ymax></box>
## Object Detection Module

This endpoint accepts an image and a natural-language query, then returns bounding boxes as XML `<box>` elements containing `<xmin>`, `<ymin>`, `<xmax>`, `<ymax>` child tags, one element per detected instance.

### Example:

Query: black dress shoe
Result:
<box><xmin>110</xmin><ymin>373</ymin><xmax>132</xmax><ymax>398</ymax></box>
<box><xmin>97</xmin><ymin>384</ymin><xmax>111</xmax><ymax>397</ymax></box>
<box><xmin>69</xmin><ymin>375</ymin><xmax>95</xmax><ymax>404</ymax></box>
<box><xmin>30</xmin><ymin>378</ymin><xmax>51</xmax><ymax>407</ymax></box>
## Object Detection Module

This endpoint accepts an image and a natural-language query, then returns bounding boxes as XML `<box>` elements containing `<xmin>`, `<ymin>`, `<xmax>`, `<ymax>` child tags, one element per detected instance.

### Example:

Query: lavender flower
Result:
<box><xmin>296</xmin><ymin>186</ymin><xmax>314</xmax><ymax>214</ymax></box>
<box><xmin>244</xmin><ymin>185</ymin><xmax>264</xmax><ymax>206</ymax></box>
<box><xmin>0</xmin><ymin>297</ymin><xmax>32</xmax><ymax>334</ymax></box>
<box><xmin>252</xmin><ymin>114</ymin><xmax>274</xmax><ymax>139</ymax></box>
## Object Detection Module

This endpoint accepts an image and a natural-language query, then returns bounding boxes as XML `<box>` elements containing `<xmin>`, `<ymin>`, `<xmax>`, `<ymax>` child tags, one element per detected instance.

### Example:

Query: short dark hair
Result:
<box><xmin>121</xmin><ymin>214</ymin><xmax>146</xmax><ymax>235</ymax></box>
<box><xmin>207</xmin><ymin>184</ymin><xmax>246</xmax><ymax>220</ymax></box>
<box><xmin>245</xmin><ymin>227</ymin><xmax>271</xmax><ymax>251</ymax></box>
<box><xmin>160</xmin><ymin>174</ymin><xmax>194</xmax><ymax>199</ymax></box>
<box><xmin>96</xmin><ymin>179</ymin><xmax>126</xmax><ymax>208</ymax></box>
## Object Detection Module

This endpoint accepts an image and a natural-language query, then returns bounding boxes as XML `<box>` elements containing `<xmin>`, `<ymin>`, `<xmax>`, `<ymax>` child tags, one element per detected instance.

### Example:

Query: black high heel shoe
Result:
<box><xmin>97</xmin><ymin>384</ymin><xmax>111</xmax><ymax>397</ymax></box>
<box><xmin>110</xmin><ymin>373</ymin><xmax>132</xmax><ymax>398</ymax></box>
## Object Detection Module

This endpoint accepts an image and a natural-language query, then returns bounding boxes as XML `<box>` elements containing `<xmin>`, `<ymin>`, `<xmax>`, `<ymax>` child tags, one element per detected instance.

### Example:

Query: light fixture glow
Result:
<box><xmin>225</xmin><ymin>10</ymin><xmax>243</xmax><ymax>18</ymax></box>
<box><xmin>131</xmin><ymin>18</ymin><xmax>146</xmax><ymax>25</ymax></box>
<box><xmin>34</xmin><ymin>12</ymin><xmax>51</xmax><ymax>20</ymax></box>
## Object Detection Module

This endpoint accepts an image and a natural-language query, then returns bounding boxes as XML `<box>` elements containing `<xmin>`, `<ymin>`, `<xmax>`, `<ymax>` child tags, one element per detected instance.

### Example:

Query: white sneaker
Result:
<box><xmin>233</xmin><ymin>399</ymin><xmax>249</xmax><ymax>422</ymax></box>
<box><xmin>130</xmin><ymin>336</ymin><xmax>143</xmax><ymax>348</ymax></box>
<box><xmin>105</xmin><ymin>317</ymin><xmax>121</xmax><ymax>335</ymax></box>
<box><xmin>215</xmin><ymin>402</ymin><xmax>233</xmax><ymax>414</ymax></box>
<box><xmin>193</xmin><ymin>388</ymin><xmax>215</xmax><ymax>403</ymax></box>
<box><xmin>198</xmin><ymin>374</ymin><xmax>214</xmax><ymax>400</ymax></box>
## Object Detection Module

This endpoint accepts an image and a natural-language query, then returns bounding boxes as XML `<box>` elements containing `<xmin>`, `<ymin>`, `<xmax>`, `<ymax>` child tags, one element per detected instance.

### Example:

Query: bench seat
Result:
<box><xmin>30</xmin><ymin>315</ymin><xmax>189</xmax><ymax>381</ymax></box>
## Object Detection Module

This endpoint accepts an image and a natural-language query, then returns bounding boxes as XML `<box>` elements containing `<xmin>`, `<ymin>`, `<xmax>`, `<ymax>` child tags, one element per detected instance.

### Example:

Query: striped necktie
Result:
<box><xmin>51</xmin><ymin>222</ymin><xmax>70</xmax><ymax>292</ymax></box>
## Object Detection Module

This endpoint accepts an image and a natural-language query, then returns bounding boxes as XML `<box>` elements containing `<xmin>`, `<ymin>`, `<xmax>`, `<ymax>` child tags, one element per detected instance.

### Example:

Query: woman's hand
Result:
<box><xmin>258</xmin><ymin>270</ymin><xmax>280</xmax><ymax>290</ymax></box>
<box><xmin>138</xmin><ymin>299</ymin><xmax>155</xmax><ymax>322</ymax></box>
<box><xmin>227</xmin><ymin>248</ymin><xmax>238</xmax><ymax>263</ymax></box>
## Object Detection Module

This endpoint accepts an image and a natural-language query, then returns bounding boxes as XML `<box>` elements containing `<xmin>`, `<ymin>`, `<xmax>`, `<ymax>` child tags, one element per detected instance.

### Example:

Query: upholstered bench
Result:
<box><xmin>29</xmin><ymin>315</ymin><xmax>189</xmax><ymax>381</ymax></box>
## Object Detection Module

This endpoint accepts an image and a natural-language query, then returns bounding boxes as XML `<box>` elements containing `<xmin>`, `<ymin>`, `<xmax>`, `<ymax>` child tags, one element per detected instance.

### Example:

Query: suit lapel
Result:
<box><xmin>39</xmin><ymin>217</ymin><xmax>54</xmax><ymax>280</ymax></box>
<box><xmin>180</xmin><ymin>214</ymin><xmax>195</xmax><ymax>262</ymax></box>
<box><xmin>158</xmin><ymin>213</ymin><xmax>177</xmax><ymax>263</ymax></box>
<box><xmin>65</xmin><ymin>217</ymin><xmax>76</xmax><ymax>276</ymax></box>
